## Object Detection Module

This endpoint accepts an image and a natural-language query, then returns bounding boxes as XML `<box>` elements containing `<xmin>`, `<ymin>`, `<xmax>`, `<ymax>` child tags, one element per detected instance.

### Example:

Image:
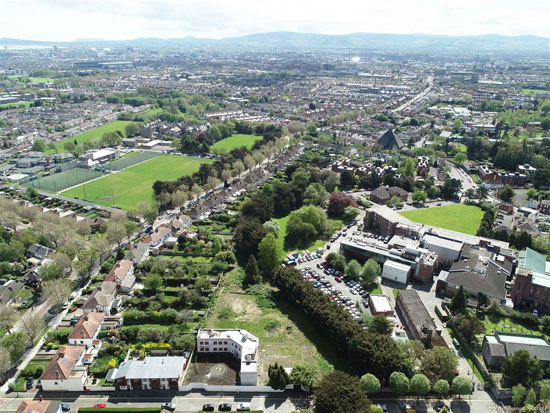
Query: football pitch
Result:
<box><xmin>398</xmin><ymin>203</ymin><xmax>484</xmax><ymax>235</ymax></box>
<box><xmin>61</xmin><ymin>155</ymin><xmax>212</xmax><ymax>210</ymax></box>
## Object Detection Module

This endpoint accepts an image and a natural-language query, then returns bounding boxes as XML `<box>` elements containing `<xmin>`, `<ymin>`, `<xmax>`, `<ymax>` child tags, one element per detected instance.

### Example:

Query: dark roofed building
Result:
<box><xmin>436</xmin><ymin>245</ymin><xmax>512</xmax><ymax>303</ymax></box>
<box><xmin>377</xmin><ymin>129</ymin><xmax>404</xmax><ymax>150</ymax></box>
<box><xmin>395</xmin><ymin>290</ymin><xmax>447</xmax><ymax>349</ymax></box>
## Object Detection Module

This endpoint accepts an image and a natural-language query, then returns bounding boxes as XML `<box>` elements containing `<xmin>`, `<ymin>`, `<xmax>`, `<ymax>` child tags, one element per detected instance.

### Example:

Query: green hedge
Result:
<box><xmin>79</xmin><ymin>408</ymin><xmax>161</xmax><ymax>412</ymax></box>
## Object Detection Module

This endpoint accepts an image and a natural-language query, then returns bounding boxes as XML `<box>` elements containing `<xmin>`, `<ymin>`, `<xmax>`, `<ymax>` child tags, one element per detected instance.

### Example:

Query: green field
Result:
<box><xmin>47</xmin><ymin>121</ymin><xmax>133</xmax><ymax>154</ymax></box>
<box><xmin>7</xmin><ymin>75</ymin><xmax>55</xmax><ymax>83</ymax></box>
<box><xmin>210</xmin><ymin>134</ymin><xmax>262</xmax><ymax>153</ymax></box>
<box><xmin>522</xmin><ymin>88</ymin><xmax>550</xmax><ymax>96</ymax></box>
<box><xmin>399</xmin><ymin>203</ymin><xmax>484</xmax><ymax>235</ymax></box>
<box><xmin>0</xmin><ymin>101</ymin><xmax>32</xmax><ymax>109</ymax></box>
<box><xmin>61</xmin><ymin>155</ymin><xmax>212</xmax><ymax>210</ymax></box>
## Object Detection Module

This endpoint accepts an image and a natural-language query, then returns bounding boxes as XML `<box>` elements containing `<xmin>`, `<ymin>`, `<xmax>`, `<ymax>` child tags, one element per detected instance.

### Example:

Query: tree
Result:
<box><xmin>0</xmin><ymin>306</ymin><xmax>17</xmax><ymax>334</ymax></box>
<box><xmin>1</xmin><ymin>332</ymin><xmax>27</xmax><ymax>362</ymax></box>
<box><xmin>477</xmin><ymin>292</ymin><xmax>488</xmax><ymax>307</ymax></box>
<box><xmin>20</xmin><ymin>312</ymin><xmax>44</xmax><ymax>343</ymax></box>
<box><xmin>389</xmin><ymin>371</ymin><xmax>409</xmax><ymax>396</ymax></box>
<box><xmin>501</xmin><ymin>349</ymin><xmax>542</xmax><ymax>387</ymax></box>
<box><xmin>39</xmin><ymin>263</ymin><xmax>62</xmax><ymax>281</ymax></box>
<box><xmin>360</xmin><ymin>373</ymin><xmax>380</xmax><ymax>395</ymax></box>
<box><xmin>451</xmin><ymin>376</ymin><xmax>472</xmax><ymax>398</ymax></box>
<box><xmin>410</xmin><ymin>374</ymin><xmax>430</xmax><ymax>398</ymax></box>
<box><xmin>233</xmin><ymin>218</ymin><xmax>268</xmax><ymax>262</ymax></box>
<box><xmin>345</xmin><ymin>260</ymin><xmax>362</xmax><ymax>281</ymax></box>
<box><xmin>144</xmin><ymin>273</ymin><xmax>163</xmax><ymax>292</ymax></box>
<box><xmin>453</xmin><ymin>153</ymin><xmax>467</xmax><ymax>164</ymax></box>
<box><xmin>541</xmin><ymin>117</ymin><xmax>550</xmax><ymax>132</ymax></box>
<box><xmin>361</xmin><ymin>259</ymin><xmax>381</xmax><ymax>285</ymax></box>
<box><xmin>304</xmin><ymin>183</ymin><xmax>328</xmax><ymax>206</ymax></box>
<box><xmin>244</xmin><ymin>255</ymin><xmax>261</xmax><ymax>285</ymax></box>
<box><xmin>450</xmin><ymin>285</ymin><xmax>468</xmax><ymax>314</ymax></box>
<box><xmin>314</xmin><ymin>370</ymin><xmax>370</xmax><ymax>413</ymax></box>
<box><xmin>368</xmin><ymin>315</ymin><xmax>392</xmax><ymax>336</ymax></box>
<box><xmin>525</xmin><ymin>388</ymin><xmax>537</xmax><ymax>406</ymax></box>
<box><xmin>64</xmin><ymin>141</ymin><xmax>75</xmax><ymax>153</ymax></box>
<box><xmin>125</xmin><ymin>123</ymin><xmax>140</xmax><ymax>137</ymax></box>
<box><xmin>386</xmin><ymin>196</ymin><xmax>403</xmax><ymax>209</ymax></box>
<box><xmin>340</xmin><ymin>170</ymin><xmax>356</xmax><ymax>187</ymax></box>
<box><xmin>540</xmin><ymin>380</ymin><xmax>550</xmax><ymax>403</ymax></box>
<box><xmin>0</xmin><ymin>348</ymin><xmax>10</xmax><ymax>378</ymax></box>
<box><xmin>412</xmin><ymin>191</ymin><xmax>427</xmax><ymax>204</ymax></box>
<box><xmin>326</xmin><ymin>252</ymin><xmax>346</xmax><ymax>272</ymax></box>
<box><xmin>420</xmin><ymin>346</ymin><xmax>458</xmax><ymax>384</ymax></box>
<box><xmin>32</xmin><ymin>139</ymin><xmax>46</xmax><ymax>152</ymax></box>
<box><xmin>464</xmin><ymin>188</ymin><xmax>476</xmax><ymax>202</ymax></box>
<box><xmin>106</xmin><ymin>222</ymin><xmax>126</xmax><ymax>248</ymax></box>
<box><xmin>258</xmin><ymin>233</ymin><xmax>282</xmax><ymax>276</ymax></box>
<box><xmin>327</xmin><ymin>192</ymin><xmax>358</xmax><ymax>217</ymax></box>
<box><xmin>208</xmin><ymin>125</ymin><xmax>221</xmax><ymax>141</ymax></box>
<box><xmin>289</xmin><ymin>362</ymin><xmax>318</xmax><ymax>390</ymax></box>
<box><xmin>343</xmin><ymin>207</ymin><xmax>360</xmax><ymax>223</ymax></box>
<box><xmin>433</xmin><ymin>379</ymin><xmax>450</xmax><ymax>396</ymax></box>
<box><xmin>476</xmin><ymin>186</ymin><xmax>489</xmax><ymax>201</ymax></box>
<box><xmin>498</xmin><ymin>184</ymin><xmax>515</xmax><ymax>202</ymax></box>
<box><xmin>75</xmin><ymin>248</ymin><xmax>98</xmax><ymax>281</ymax></box>
<box><xmin>268</xmin><ymin>362</ymin><xmax>289</xmax><ymax>390</ymax></box>
<box><xmin>454</xmin><ymin>315</ymin><xmax>484</xmax><ymax>343</ymax></box>
<box><xmin>263</xmin><ymin>220</ymin><xmax>280</xmax><ymax>238</ymax></box>
<box><xmin>42</xmin><ymin>279</ymin><xmax>72</xmax><ymax>312</ymax></box>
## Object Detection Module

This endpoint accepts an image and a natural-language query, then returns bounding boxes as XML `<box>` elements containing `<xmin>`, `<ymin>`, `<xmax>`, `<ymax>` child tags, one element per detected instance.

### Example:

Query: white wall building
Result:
<box><xmin>197</xmin><ymin>329</ymin><xmax>259</xmax><ymax>385</ymax></box>
<box><xmin>382</xmin><ymin>260</ymin><xmax>411</xmax><ymax>285</ymax></box>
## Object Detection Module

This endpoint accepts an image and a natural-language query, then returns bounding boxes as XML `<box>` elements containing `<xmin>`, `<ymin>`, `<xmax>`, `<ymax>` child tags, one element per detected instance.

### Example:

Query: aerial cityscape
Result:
<box><xmin>0</xmin><ymin>1</ymin><xmax>549</xmax><ymax>413</ymax></box>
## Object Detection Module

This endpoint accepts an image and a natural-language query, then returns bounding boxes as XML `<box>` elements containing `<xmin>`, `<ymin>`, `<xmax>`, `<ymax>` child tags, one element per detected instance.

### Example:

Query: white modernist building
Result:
<box><xmin>382</xmin><ymin>259</ymin><xmax>411</xmax><ymax>285</ymax></box>
<box><xmin>197</xmin><ymin>329</ymin><xmax>259</xmax><ymax>385</ymax></box>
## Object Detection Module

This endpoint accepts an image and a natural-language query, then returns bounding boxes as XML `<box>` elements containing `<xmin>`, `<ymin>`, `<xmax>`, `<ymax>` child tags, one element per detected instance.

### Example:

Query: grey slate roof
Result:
<box><xmin>114</xmin><ymin>356</ymin><xmax>186</xmax><ymax>380</ymax></box>
<box><xmin>377</xmin><ymin>129</ymin><xmax>404</xmax><ymax>150</ymax></box>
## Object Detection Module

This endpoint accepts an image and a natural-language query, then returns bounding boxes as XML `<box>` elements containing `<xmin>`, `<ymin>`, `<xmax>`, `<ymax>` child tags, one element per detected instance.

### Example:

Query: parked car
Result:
<box><xmin>218</xmin><ymin>404</ymin><xmax>232</xmax><ymax>411</ymax></box>
<box><xmin>404</xmin><ymin>404</ymin><xmax>417</xmax><ymax>412</ymax></box>
<box><xmin>202</xmin><ymin>404</ymin><xmax>215</xmax><ymax>412</ymax></box>
<box><xmin>26</xmin><ymin>377</ymin><xmax>34</xmax><ymax>390</ymax></box>
<box><xmin>93</xmin><ymin>404</ymin><xmax>106</xmax><ymax>408</ymax></box>
<box><xmin>237</xmin><ymin>402</ymin><xmax>251</xmax><ymax>411</ymax></box>
<box><xmin>161</xmin><ymin>402</ymin><xmax>176</xmax><ymax>411</ymax></box>
<box><xmin>60</xmin><ymin>404</ymin><xmax>71</xmax><ymax>412</ymax></box>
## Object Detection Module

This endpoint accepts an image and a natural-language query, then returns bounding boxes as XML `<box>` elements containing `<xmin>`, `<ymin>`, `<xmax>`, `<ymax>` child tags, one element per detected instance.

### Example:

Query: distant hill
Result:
<box><xmin>1</xmin><ymin>32</ymin><xmax>548</xmax><ymax>54</ymax></box>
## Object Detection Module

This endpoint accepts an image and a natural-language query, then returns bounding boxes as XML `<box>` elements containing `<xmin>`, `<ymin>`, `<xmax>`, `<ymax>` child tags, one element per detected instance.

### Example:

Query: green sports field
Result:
<box><xmin>61</xmin><ymin>155</ymin><xmax>213</xmax><ymax>210</ymax></box>
<box><xmin>47</xmin><ymin>121</ymin><xmax>133</xmax><ymax>154</ymax></box>
<box><xmin>210</xmin><ymin>134</ymin><xmax>262</xmax><ymax>152</ymax></box>
<box><xmin>399</xmin><ymin>203</ymin><xmax>484</xmax><ymax>235</ymax></box>
<box><xmin>522</xmin><ymin>88</ymin><xmax>550</xmax><ymax>97</ymax></box>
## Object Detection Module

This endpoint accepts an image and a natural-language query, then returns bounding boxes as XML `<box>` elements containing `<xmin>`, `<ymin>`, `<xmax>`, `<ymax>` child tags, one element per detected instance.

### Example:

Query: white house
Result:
<box><xmin>197</xmin><ymin>329</ymin><xmax>259</xmax><ymax>385</ymax></box>
<box><xmin>40</xmin><ymin>346</ymin><xmax>87</xmax><ymax>392</ymax></box>
<box><xmin>382</xmin><ymin>260</ymin><xmax>411</xmax><ymax>285</ymax></box>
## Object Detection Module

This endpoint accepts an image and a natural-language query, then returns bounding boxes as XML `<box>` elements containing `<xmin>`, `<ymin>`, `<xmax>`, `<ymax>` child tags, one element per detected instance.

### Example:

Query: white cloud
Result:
<box><xmin>0</xmin><ymin>0</ymin><xmax>548</xmax><ymax>41</ymax></box>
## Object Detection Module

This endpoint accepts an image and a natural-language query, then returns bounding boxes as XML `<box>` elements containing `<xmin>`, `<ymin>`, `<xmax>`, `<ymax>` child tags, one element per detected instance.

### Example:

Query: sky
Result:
<box><xmin>1</xmin><ymin>0</ymin><xmax>549</xmax><ymax>41</ymax></box>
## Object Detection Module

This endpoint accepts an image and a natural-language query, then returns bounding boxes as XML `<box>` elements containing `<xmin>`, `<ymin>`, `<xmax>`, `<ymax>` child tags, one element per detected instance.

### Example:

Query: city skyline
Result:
<box><xmin>1</xmin><ymin>0</ymin><xmax>549</xmax><ymax>42</ymax></box>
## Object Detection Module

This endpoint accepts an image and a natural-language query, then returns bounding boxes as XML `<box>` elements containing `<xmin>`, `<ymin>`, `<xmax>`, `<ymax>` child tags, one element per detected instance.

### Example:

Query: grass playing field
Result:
<box><xmin>399</xmin><ymin>203</ymin><xmax>484</xmax><ymax>235</ymax></box>
<box><xmin>0</xmin><ymin>101</ymin><xmax>32</xmax><ymax>109</ymax></box>
<box><xmin>210</xmin><ymin>133</ymin><xmax>262</xmax><ymax>152</ymax></box>
<box><xmin>61</xmin><ymin>155</ymin><xmax>212</xmax><ymax>210</ymax></box>
<box><xmin>7</xmin><ymin>75</ymin><xmax>55</xmax><ymax>83</ymax></box>
<box><xmin>522</xmin><ymin>88</ymin><xmax>550</xmax><ymax>96</ymax></box>
<box><xmin>47</xmin><ymin>120</ymin><xmax>133</xmax><ymax>154</ymax></box>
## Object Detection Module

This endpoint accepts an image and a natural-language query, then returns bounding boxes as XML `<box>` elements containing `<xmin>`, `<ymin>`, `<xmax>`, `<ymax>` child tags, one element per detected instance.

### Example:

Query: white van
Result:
<box><xmin>237</xmin><ymin>402</ymin><xmax>251</xmax><ymax>411</ymax></box>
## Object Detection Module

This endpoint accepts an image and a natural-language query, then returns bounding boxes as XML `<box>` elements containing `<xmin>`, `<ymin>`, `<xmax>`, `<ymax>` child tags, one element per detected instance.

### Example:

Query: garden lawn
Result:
<box><xmin>47</xmin><ymin>120</ymin><xmax>133</xmax><ymax>153</ymax></box>
<box><xmin>210</xmin><ymin>134</ymin><xmax>262</xmax><ymax>152</ymax></box>
<box><xmin>399</xmin><ymin>203</ymin><xmax>483</xmax><ymax>235</ymax></box>
<box><xmin>61</xmin><ymin>155</ymin><xmax>212</xmax><ymax>210</ymax></box>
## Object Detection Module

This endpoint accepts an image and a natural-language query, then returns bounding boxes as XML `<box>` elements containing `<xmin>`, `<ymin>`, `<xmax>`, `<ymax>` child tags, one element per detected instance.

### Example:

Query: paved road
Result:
<box><xmin>0</xmin><ymin>392</ymin><xmax>501</xmax><ymax>413</ymax></box>
<box><xmin>392</xmin><ymin>76</ymin><xmax>434</xmax><ymax>113</ymax></box>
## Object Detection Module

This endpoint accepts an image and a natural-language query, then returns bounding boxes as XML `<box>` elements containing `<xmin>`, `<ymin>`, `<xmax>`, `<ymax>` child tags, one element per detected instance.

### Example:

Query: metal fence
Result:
<box><xmin>29</xmin><ymin>167</ymin><xmax>105</xmax><ymax>192</ymax></box>
<box><xmin>98</xmin><ymin>151</ymin><xmax>160</xmax><ymax>172</ymax></box>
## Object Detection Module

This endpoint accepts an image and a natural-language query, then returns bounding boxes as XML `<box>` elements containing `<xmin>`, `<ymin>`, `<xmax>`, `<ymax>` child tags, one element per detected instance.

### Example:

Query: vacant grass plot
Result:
<box><xmin>206</xmin><ymin>270</ymin><xmax>345</xmax><ymax>384</ymax></box>
<box><xmin>210</xmin><ymin>134</ymin><xmax>262</xmax><ymax>152</ymax></box>
<box><xmin>61</xmin><ymin>155</ymin><xmax>212</xmax><ymax>210</ymax></box>
<box><xmin>0</xmin><ymin>101</ymin><xmax>32</xmax><ymax>109</ymax></box>
<box><xmin>522</xmin><ymin>88</ymin><xmax>550</xmax><ymax>96</ymax></box>
<box><xmin>399</xmin><ymin>203</ymin><xmax>483</xmax><ymax>235</ymax></box>
<box><xmin>48</xmin><ymin>120</ymin><xmax>133</xmax><ymax>153</ymax></box>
